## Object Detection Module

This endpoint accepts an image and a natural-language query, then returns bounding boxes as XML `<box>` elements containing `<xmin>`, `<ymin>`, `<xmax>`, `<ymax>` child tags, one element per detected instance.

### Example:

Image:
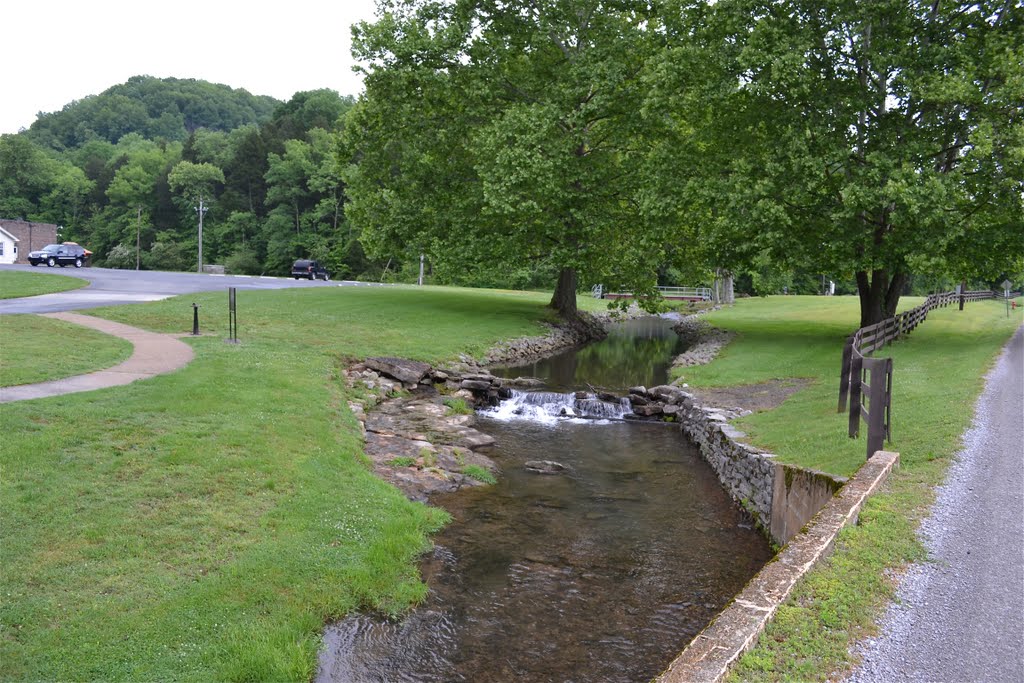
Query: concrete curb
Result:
<box><xmin>0</xmin><ymin>312</ymin><xmax>194</xmax><ymax>403</ymax></box>
<box><xmin>656</xmin><ymin>450</ymin><xmax>900</xmax><ymax>683</ymax></box>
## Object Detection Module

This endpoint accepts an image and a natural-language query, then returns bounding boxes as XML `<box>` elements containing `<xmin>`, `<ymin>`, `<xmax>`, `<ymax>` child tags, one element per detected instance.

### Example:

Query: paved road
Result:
<box><xmin>848</xmin><ymin>324</ymin><xmax>1024</xmax><ymax>683</ymax></box>
<box><xmin>0</xmin><ymin>264</ymin><xmax>387</xmax><ymax>314</ymax></box>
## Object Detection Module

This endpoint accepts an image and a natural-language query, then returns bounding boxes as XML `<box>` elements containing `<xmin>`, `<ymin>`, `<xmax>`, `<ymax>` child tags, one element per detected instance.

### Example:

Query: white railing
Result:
<box><xmin>594</xmin><ymin>285</ymin><xmax>713</xmax><ymax>301</ymax></box>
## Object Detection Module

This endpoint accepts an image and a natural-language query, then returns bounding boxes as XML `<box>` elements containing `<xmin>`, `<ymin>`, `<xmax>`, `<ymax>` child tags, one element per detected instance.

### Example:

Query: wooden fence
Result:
<box><xmin>838</xmin><ymin>289</ymin><xmax>995</xmax><ymax>458</ymax></box>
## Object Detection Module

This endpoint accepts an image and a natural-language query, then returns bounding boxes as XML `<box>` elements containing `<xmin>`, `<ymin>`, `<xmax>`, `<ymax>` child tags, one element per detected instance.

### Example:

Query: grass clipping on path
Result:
<box><xmin>0</xmin><ymin>315</ymin><xmax>134</xmax><ymax>386</ymax></box>
<box><xmin>674</xmin><ymin>295</ymin><xmax>1022</xmax><ymax>682</ymax></box>
<box><xmin>0</xmin><ymin>269</ymin><xmax>87</xmax><ymax>299</ymax></box>
<box><xmin>0</xmin><ymin>286</ymin><xmax>573</xmax><ymax>682</ymax></box>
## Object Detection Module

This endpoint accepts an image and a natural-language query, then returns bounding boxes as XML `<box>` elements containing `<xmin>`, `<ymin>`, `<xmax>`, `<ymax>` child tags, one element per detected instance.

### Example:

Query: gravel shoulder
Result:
<box><xmin>846</xmin><ymin>323</ymin><xmax>1024</xmax><ymax>683</ymax></box>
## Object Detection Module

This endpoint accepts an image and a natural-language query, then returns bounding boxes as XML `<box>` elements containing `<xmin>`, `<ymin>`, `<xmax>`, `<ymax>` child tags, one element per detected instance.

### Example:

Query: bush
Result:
<box><xmin>145</xmin><ymin>237</ymin><xmax>191</xmax><ymax>272</ymax></box>
<box><xmin>102</xmin><ymin>243</ymin><xmax>135</xmax><ymax>269</ymax></box>
<box><xmin>225</xmin><ymin>247</ymin><xmax>261</xmax><ymax>275</ymax></box>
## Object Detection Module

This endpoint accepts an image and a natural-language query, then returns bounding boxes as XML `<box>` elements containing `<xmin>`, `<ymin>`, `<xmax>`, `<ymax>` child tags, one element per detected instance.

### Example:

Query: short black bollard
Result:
<box><xmin>191</xmin><ymin>303</ymin><xmax>200</xmax><ymax>336</ymax></box>
<box><xmin>226</xmin><ymin>288</ymin><xmax>239</xmax><ymax>343</ymax></box>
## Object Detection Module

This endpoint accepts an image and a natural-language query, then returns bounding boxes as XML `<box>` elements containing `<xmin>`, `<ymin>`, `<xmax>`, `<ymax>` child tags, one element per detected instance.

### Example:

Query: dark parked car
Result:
<box><xmin>28</xmin><ymin>243</ymin><xmax>89</xmax><ymax>268</ymax></box>
<box><xmin>291</xmin><ymin>259</ymin><xmax>330</xmax><ymax>281</ymax></box>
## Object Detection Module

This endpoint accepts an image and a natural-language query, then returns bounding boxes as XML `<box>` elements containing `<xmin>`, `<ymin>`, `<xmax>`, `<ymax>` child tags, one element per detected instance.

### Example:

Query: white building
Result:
<box><xmin>0</xmin><ymin>225</ymin><xmax>19</xmax><ymax>265</ymax></box>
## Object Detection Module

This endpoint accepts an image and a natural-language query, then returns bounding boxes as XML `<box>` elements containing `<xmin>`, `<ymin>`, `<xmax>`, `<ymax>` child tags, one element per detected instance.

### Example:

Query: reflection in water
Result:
<box><xmin>493</xmin><ymin>316</ymin><xmax>686</xmax><ymax>392</ymax></box>
<box><xmin>317</xmin><ymin>318</ymin><xmax>772</xmax><ymax>683</ymax></box>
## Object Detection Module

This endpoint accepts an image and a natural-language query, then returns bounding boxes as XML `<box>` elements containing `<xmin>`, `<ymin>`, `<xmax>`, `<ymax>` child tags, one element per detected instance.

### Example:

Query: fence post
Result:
<box><xmin>848</xmin><ymin>355</ymin><xmax>863</xmax><ymax>438</ymax></box>
<box><xmin>864</xmin><ymin>358</ymin><xmax>888</xmax><ymax>459</ymax></box>
<box><xmin>883</xmin><ymin>358</ymin><xmax>893</xmax><ymax>443</ymax></box>
<box><xmin>838</xmin><ymin>336</ymin><xmax>855</xmax><ymax>412</ymax></box>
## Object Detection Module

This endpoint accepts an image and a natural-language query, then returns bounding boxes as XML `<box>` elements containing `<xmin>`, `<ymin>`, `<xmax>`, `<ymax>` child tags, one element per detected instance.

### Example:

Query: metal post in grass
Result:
<box><xmin>191</xmin><ymin>303</ymin><xmax>200</xmax><ymax>336</ymax></box>
<box><xmin>227</xmin><ymin>287</ymin><xmax>239</xmax><ymax>344</ymax></box>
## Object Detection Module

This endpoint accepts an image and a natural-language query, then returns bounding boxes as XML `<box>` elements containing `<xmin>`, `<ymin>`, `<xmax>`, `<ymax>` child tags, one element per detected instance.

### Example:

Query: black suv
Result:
<box><xmin>28</xmin><ymin>243</ymin><xmax>88</xmax><ymax>268</ymax></box>
<box><xmin>291</xmin><ymin>259</ymin><xmax>330</xmax><ymax>281</ymax></box>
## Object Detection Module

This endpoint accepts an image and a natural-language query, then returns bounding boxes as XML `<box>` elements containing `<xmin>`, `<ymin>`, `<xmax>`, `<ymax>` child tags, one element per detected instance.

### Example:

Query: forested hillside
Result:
<box><xmin>25</xmin><ymin>77</ymin><xmax>281</xmax><ymax>151</ymax></box>
<box><xmin>0</xmin><ymin>77</ymin><xmax>380</xmax><ymax>278</ymax></box>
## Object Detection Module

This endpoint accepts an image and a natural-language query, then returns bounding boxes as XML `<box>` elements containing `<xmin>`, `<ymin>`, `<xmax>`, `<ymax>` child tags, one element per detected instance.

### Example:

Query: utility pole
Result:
<box><xmin>195</xmin><ymin>196</ymin><xmax>208</xmax><ymax>274</ymax></box>
<box><xmin>135</xmin><ymin>206</ymin><xmax>142</xmax><ymax>271</ymax></box>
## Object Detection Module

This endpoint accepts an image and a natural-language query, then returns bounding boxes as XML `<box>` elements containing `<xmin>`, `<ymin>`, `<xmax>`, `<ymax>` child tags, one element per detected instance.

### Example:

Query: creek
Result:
<box><xmin>317</xmin><ymin>317</ymin><xmax>773</xmax><ymax>682</ymax></box>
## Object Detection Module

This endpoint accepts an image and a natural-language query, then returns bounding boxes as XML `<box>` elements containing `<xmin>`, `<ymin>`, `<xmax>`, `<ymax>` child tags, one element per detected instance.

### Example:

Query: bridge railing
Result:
<box><xmin>838</xmin><ymin>289</ymin><xmax>995</xmax><ymax>458</ymax></box>
<box><xmin>599</xmin><ymin>286</ymin><xmax>713</xmax><ymax>301</ymax></box>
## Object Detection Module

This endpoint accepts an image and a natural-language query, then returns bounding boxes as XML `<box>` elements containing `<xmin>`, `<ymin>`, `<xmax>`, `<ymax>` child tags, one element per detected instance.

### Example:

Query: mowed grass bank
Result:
<box><xmin>0</xmin><ymin>285</ymin><xmax>586</xmax><ymax>682</ymax></box>
<box><xmin>673</xmin><ymin>295</ymin><xmax>1022</xmax><ymax>681</ymax></box>
<box><xmin>1</xmin><ymin>315</ymin><xmax>134</xmax><ymax>386</ymax></box>
<box><xmin>0</xmin><ymin>270</ymin><xmax>87</xmax><ymax>299</ymax></box>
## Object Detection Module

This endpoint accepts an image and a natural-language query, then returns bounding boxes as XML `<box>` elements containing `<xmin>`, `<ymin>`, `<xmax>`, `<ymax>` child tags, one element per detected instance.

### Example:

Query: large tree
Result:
<box><xmin>680</xmin><ymin>0</ymin><xmax>1023</xmax><ymax>326</ymax></box>
<box><xmin>344</xmin><ymin>0</ymin><xmax>696</xmax><ymax>318</ymax></box>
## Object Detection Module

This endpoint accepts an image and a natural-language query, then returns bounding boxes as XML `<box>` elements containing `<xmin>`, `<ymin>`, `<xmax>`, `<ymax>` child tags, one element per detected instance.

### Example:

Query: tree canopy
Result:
<box><xmin>675</xmin><ymin>0</ymin><xmax>1023</xmax><ymax>325</ymax></box>
<box><xmin>344</xmin><ymin>0</ymin><xmax>701</xmax><ymax>317</ymax></box>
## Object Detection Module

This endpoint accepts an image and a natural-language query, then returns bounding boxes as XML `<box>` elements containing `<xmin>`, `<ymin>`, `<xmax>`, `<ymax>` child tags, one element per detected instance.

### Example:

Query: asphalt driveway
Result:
<box><xmin>0</xmin><ymin>264</ymin><xmax>386</xmax><ymax>314</ymax></box>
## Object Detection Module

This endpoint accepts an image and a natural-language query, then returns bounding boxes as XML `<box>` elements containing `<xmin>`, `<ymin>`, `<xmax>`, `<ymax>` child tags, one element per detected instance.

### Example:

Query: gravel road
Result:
<box><xmin>847</xmin><ymin>324</ymin><xmax>1024</xmax><ymax>683</ymax></box>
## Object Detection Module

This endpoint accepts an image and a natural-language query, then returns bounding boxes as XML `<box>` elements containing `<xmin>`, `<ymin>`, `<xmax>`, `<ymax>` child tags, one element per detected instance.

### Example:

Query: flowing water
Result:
<box><xmin>318</xmin><ymin>317</ymin><xmax>773</xmax><ymax>683</ymax></box>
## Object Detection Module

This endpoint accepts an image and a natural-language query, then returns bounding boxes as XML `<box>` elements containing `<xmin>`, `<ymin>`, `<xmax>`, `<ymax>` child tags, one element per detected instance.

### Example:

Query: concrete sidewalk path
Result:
<box><xmin>0</xmin><ymin>312</ymin><xmax>194</xmax><ymax>403</ymax></box>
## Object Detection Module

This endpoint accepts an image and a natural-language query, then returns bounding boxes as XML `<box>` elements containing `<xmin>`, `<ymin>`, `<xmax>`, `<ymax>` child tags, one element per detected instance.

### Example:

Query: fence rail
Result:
<box><xmin>838</xmin><ymin>289</ymin><xmax>995</xmax><ymax>458</ymax></box>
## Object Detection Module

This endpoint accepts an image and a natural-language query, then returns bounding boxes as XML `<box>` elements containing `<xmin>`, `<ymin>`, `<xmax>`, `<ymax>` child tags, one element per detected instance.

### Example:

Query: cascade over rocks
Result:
<box><xmin>342</xmin><ymin>307</ymin><xmax>698</xmax><ymax>501</ymax></box>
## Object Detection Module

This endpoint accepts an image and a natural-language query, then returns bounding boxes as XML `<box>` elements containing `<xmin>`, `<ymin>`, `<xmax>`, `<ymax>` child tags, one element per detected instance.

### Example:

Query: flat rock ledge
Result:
<box><xmin>345</xmin><ymin>362</ymin><xmax>516</xmax><ymax>502</ymax></box>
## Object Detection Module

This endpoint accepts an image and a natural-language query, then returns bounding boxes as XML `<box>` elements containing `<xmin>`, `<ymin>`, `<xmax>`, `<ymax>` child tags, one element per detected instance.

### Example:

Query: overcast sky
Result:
<box><xmin>1</xmin><ymin>0</ymin><xmax>380</xmax><ymax>135</ymax></box>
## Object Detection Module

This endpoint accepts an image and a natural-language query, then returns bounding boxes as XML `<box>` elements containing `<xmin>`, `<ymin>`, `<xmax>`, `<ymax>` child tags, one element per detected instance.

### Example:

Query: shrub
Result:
<box><xmin>443</xmin><ymin>398</ymin><xmax>473</xmax><ymax>415</ymax></box>
<box><xmin>225</xmin><ymin>247</ymin><xmax>261</xmax><ymax>275</ymax></box>
<box><xmin>463</xmin><ymin>464</ymin><xmax>496</xmax><ymax>485</ymax></box>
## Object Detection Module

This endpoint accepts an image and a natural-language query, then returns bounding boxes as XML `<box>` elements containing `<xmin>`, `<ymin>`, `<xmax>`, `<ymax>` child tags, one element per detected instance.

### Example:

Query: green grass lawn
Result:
<box><xmin>0</xmin><ymin>270</ymin><xmax>88</xmax><ymax>299</ymax></box>
<box><xmin>0</xmin><ymin>315</ymin><xmax>134</xmax><ymax>386</ymax></box>
<box><xmin>4</xmin><ymin>285</ymin><xmax>1016</xmax><ymax>682</ymax></box>
<box><xmin>673</xmin><ymin>295</ymin><xmax>1022</xmax><ymax>681</ymax></box>
<box><xmin>0</xmin><ymin>285</ymin><xmax>597</xmax><ymax>682</ymax></box>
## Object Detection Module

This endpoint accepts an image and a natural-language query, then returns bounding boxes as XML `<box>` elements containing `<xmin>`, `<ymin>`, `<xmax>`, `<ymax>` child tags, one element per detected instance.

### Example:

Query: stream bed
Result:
<box><xmin>317</xmin><ymin>318</ymin><xmax>773</xmax><ymax>682</ymax></box>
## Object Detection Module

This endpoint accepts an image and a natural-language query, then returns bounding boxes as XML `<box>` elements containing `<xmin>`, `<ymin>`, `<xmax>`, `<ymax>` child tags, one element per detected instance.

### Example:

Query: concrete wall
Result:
<box><xmin>770</xmin><ymin>464</ymin><xmax>845</xmax><ymax>543</ymax></box>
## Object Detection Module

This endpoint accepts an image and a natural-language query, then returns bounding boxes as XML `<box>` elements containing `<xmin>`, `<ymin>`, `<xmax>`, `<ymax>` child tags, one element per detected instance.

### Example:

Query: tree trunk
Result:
<box><xmin>549</xmin><ymin>267</ymin><xmax>578</xmax><ymax>319</ymax></box>
<box><xmin>856</xmin><ymin>268</ymin><xmax>908</xmax><ymax>328</ymax></box>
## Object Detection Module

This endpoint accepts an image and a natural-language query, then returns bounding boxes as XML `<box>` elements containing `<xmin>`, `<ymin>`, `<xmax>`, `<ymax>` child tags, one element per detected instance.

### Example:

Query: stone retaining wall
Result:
<box><xmin>675</xmin><ymin>395</ymin><xmax>844</xmax><ymax>546</ymax></box>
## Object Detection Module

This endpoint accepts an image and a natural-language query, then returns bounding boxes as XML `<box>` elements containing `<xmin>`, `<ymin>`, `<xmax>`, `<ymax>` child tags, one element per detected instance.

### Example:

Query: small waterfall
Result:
<box><xmin>482</xmin><ymin>389</ymin><xmax>633</xmax><ymax>424</ymax></box>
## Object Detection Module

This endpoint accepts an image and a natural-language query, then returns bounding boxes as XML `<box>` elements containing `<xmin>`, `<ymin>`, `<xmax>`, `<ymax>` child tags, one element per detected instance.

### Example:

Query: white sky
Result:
<box><xmin>1</xmin><ymin>0</ymin><xmax>380</xmax><ymax>135</ymax></box>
